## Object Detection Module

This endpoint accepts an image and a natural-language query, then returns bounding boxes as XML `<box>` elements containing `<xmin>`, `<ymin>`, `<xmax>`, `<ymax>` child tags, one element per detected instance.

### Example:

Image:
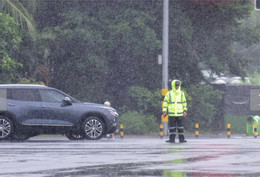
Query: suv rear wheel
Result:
<box><xmin>0</xmin><ymin>116</ymin><xmax>13</xmax><ymax>140</ymax></box>
<box><xmin>83</xmin><ymin>116</ymin><xmax>105</xmax><ymax>140</ymax></box>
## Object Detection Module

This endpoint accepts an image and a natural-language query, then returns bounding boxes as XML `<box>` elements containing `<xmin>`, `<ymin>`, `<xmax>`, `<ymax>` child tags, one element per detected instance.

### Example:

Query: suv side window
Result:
<box><xmin>39</xmin><ymin>89</ymin><xmax>66</xmax><ymax>103</ymax></box>
<box><xmin>8</xmin><ymin>89</ymin><xmax>41</xmax><ymax>102</ymax></box>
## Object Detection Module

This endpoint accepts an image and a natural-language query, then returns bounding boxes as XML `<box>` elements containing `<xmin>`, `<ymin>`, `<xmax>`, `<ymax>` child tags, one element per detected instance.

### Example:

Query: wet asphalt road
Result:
<box><xmin>1</xmin><ymin>135</ymin><xmax>260</xmax><ymax>177</ymax></box>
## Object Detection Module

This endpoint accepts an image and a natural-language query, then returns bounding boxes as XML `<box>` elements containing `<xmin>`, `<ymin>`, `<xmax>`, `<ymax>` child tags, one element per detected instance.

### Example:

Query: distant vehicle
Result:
<box><xmin>0</xmin><ymin>84</ymin><xmax>118</xmax><ymax>141</ymax></box>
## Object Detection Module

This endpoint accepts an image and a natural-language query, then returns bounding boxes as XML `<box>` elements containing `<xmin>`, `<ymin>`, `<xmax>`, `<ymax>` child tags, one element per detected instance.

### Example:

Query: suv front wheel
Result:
<box><xmin>83</xmin><ymin>116</ymin><xmax>105</xmax><ymax>140</ymax></box>
<box><xmin>0</xmin><ymin>116</ymin><xmax>13</xmax><ymax>140</ymax></box>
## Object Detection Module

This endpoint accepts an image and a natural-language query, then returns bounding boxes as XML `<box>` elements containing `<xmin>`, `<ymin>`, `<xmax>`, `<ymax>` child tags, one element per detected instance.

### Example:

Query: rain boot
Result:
<box><xmin>179</xmin><ymin>135</ymin><xmax>187</xmax><ymax>143</ymax></box>
<box><xmin>166</xmin><ymin>135</ymin><xmax>175</xmax><ymax>143</ymax></box>
<box><xmin>166</xmin><ymin>139</ymin><xmax>175</xmax><ymax>143</ymax></box>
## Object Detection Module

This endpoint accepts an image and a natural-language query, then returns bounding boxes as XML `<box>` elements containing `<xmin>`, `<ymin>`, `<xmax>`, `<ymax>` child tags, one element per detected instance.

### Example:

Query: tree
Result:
<box><xmin>104</xmin><ymin>8</ymin><xmax>161</xmax><ymax>107</ymax></box>
<box><xmin>168</xmin><ymin>1</ymin><xmax>259</xmax><ymax>85</ymax></box>
<box><xmin>238</xmin><ymin>10</ymin><xmax>260</xmax><ymax>75</ymax></box>
<box><xmin>41</xmin><ymin>11</ymin><xmax>109</xmax><ymax>102</ymax></box>
<box><xmin>32</xmin><ymin>1</ymin><xmax>162</xmax><ymax>104</ymax></box>
<box><xmin>0</xmin><ymin>12</ymin><xmax>22</xmax><ymax>83</ymax></box>
<box><xmin>0</xmin><ymin>0</ymin><xmax>36</xmax><ymax>37</ymax></box>
<box><xmin>0</xmin><ymin>0</ymin><xmax>52</xmax><ymax>84</ymax></box>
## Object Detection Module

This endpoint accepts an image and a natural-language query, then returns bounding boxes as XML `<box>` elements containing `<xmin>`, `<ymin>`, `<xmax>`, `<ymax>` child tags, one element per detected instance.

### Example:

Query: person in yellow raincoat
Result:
<box><xmin>163</xmin><ymin>79</ymin><xmax>187</xmax><ymax>143</ymax></box>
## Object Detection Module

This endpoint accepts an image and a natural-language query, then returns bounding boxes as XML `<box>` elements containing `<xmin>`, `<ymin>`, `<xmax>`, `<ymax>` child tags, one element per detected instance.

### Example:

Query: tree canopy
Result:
<box><xmin>0</xmin><ymin>12</ymin><xmax>21</xmax><ymax>83</ymax></box>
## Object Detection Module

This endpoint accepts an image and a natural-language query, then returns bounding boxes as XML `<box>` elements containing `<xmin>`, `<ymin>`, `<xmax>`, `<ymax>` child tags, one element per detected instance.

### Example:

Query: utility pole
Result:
<box><xmin>162</xmin><ymin>0</ymin><xmax>169</xmax><ymax>135</ymax></box>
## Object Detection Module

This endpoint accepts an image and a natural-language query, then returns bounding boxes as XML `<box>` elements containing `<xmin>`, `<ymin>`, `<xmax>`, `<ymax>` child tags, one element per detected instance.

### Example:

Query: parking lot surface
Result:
<box><xmin>0</xmin><ymin>135</ymin><xmax>260</xmax><ymax>177</ymax></box>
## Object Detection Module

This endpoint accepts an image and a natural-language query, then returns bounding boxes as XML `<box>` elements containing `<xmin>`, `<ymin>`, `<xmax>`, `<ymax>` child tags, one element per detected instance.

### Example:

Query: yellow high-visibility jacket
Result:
<box><xmin>162</xmin><ymin>80</ymin><xmax>187</xmax><ymax>117</ymax></box>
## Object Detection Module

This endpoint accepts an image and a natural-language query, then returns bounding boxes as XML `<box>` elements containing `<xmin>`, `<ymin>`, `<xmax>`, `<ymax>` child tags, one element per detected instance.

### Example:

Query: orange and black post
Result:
<box><xmin>254</xmin><ymin>123</ymin><xmax>257</xmax><ymax>138</ymax></box>
<box><xmin>160</xmin><ymin>124</ymin><xmax>163</xmax><ymax>139</ymax></box>
<box><xmin>227</xmin><ymin>124</ymin><xmax>231</xmax><ymax>138</ymax></box>
<box><xmin>120</xmin><ymin>124</ymin><xmax>124</xmax><ymax>139</ymax></box>
<box><xmin>195</xmin><ymin>123</ymin><xmax>199</xmax><ymax>138</ymax></box>
<box><xmin>161</xmin><ymin>88</ymin><xmax>168</xmax><ymax>136</ymax></box>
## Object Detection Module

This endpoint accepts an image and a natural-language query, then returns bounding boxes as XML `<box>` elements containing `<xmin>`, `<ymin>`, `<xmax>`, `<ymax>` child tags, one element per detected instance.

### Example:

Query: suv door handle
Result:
<box><xmin>42</xmin><ymin>105</ymin><xmax>49</xmax><ymax>108</ymax></box>
<box><xmin>8</xmin><ymin>103</ymin><xmax>15</xmax><ymax>106</ymax></box>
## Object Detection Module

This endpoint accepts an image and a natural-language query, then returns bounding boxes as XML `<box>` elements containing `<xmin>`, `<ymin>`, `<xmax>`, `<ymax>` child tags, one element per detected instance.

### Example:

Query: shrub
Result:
<box><xmin>185</xmin><ymin>84</ymin><xmax>224</xmax><ymax>131</ymax></box>
<box><xmin>118</xmin><ymin>111</ymin><xmax>158</xmax><ymax>135</ymax></box>
<box><xmin>127</xmin><ymin>86</ymin><xmax>161</xmax><ymax>122</ymax></box>
<box><xmin>224</xmin><ymin>114</ymin><xmax>247</xmax><ymax>134</ymax></box>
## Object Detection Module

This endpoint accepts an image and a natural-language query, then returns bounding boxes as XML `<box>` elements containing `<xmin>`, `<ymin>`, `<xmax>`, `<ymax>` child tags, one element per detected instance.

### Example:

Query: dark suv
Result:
<box><xmin>0</xmin><ymin>84</ymin><xmax>118</xmax><ymax>140</ymax></box>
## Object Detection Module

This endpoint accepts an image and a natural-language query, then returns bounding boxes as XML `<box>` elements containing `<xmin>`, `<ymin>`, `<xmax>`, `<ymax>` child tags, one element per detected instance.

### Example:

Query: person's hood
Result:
<box><xmin>171</xmin><ymin>79</ymin><xmax>182</xmax><ymax>92</ymax></box>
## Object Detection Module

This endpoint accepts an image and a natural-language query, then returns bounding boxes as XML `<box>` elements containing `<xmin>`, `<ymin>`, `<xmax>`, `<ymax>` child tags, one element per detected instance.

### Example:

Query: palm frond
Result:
<box><xmin>0</xmin><ymin>0</ymin><xmax>37</xmax><ymax>38</ymax></box>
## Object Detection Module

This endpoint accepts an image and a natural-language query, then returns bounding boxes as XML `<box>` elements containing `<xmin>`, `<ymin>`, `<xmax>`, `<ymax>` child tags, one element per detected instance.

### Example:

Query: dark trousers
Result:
<box><xmin>168</xmin><ymin>116</ymin><xmax>185</xmax><ymax>141</ymax></box>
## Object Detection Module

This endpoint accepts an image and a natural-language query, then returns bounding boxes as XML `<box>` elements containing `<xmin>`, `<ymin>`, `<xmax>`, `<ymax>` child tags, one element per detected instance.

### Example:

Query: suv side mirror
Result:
<box><xmin>62</xmin><ymin>97</ymin><xmax>72</xmax><ymax>106</ymax></box>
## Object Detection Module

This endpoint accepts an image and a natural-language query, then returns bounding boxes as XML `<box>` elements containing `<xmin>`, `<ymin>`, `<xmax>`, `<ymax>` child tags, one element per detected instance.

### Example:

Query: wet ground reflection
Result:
<box><xmin>2</xmin><ymin>136</ymin><xmax>260</xmax><ymax>176</ymax></box>
<box><xmin>49</xmin><ymin>162</ymin><xmax>260</xmax><ymax>177</ymax></box>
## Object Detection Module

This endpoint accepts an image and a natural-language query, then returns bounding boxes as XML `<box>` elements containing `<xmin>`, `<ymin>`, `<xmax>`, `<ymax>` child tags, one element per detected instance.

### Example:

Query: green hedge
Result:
<box><xmin>118</xmin><ymin>111</ymin><xmax>159</xmax><ymax>135</ymax></box>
